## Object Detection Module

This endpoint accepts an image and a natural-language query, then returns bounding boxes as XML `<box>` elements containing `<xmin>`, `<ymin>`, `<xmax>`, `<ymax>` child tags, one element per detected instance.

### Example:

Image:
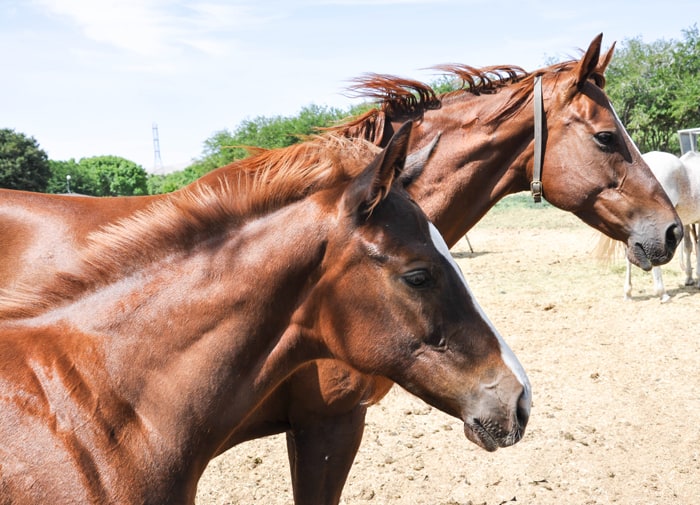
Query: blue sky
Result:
<box><xmin>1</xmin><ymin>0</ymin><xmax>696</xmax><ymax>173</ymax></box>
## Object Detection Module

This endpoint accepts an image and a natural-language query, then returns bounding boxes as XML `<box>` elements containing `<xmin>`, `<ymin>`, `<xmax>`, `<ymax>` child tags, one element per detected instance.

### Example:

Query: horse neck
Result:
<box><xmin>43</xmin><ymin>199</ymin><xmax>334</xmax><ymax>486</ymax></box>
<box><xmin>401</xmin><ymin>90</ymin><xmax>534</xmax><ymax>247</ymax></box>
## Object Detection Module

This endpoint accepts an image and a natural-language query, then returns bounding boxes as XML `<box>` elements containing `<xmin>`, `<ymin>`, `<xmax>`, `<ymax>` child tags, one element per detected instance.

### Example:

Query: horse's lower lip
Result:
<box><xmin>463</xmin><ymin>420</ymin><xmax>499</xmax><ymax>452</ymax></box>
<box><xmin>631</xmin><ymin>242</ymin><xmax>653</xmax><ymax>271</ymax></box>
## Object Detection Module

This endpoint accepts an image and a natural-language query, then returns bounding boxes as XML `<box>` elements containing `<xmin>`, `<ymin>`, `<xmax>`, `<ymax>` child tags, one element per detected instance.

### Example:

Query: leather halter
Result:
<box><xmin>531</xmin><ymin>76</ymin><xmax>544</xmax><ymax>203</ymax></box>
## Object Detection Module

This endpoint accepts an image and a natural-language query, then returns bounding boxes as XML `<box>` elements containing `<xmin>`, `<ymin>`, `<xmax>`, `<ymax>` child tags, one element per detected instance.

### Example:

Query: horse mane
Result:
<box><xmin>331</xmin><ymin>57</ymin><xmax>606</xmax><ymax>143</ymax></box>
<box><xmin>0</xmin><ymin>135</ymin><xmax>380</xmax><ymax>319</ymax></box>
<box><xmin>346</xmin><ymin>74</ymin><xmax>443</xmax><ymax>118</ymax></box>
<box><xmin>329</xmin><ymin>65</ymin><xmax>525</xmax><ymax>143</ymax></box>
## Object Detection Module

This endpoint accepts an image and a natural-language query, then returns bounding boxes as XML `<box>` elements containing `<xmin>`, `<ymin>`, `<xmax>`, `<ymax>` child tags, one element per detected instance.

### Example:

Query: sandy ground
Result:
<box><xmin>196</xmin><ymin>199</ymin><xmax>700</xmax><ymax>505</ymax></box>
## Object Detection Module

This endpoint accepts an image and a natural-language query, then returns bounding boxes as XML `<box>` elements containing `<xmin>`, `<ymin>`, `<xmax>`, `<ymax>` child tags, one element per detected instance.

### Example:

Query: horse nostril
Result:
<box><xmin>665</xmin><ymin>223</ymin><xmax>683</xmax><ymax>252</ymax></box>
<box><xmin>516</xmin><ymin>390</ymin><xmax>530</xmax><ymax>431</ymax></box>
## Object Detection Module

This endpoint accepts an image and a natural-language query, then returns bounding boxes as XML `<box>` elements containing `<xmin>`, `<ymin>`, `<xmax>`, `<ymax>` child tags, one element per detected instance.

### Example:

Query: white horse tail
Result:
<box><xmin>592</xmin><ymin>232</ymin><xmax>626</xmax><ymax>266</ymax></box>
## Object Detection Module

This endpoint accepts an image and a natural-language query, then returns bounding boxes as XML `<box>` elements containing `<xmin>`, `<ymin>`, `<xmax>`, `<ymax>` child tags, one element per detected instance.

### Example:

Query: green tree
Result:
<box><xmin>147</xmin><ymin>169</ymin><xmax>198</xmax><ymax>195</ymax></box>
<box><xmin>46</xmin><ymin>159</ymin><xmax>101</xmax><ymax>194</ymax></box>
<box><xmin>606</xmin><ymin>25</ymin><xmax>700</xmax><ymax>153</ymax></box>
<box><xmin>78</xmin><ymin>156</ymin><xmax>149</xmax><ymax>196</ymax></box>
<box><xmin>430</xmin><ymin>74</ymin><xmax>461</xmax><ymax>95</ymax></box>
<box><xmin>151</xmin><ymin>103</ymin><xmax>366</xmax><ymax>192</ymax></box>
<box><xmin>0</xmin><ymin>128</ymin><xmax>50</xmax><ymax>192</ymax></box>
<box><xmin>668</xmin><ymin>26</ymin><xmax>700</xmax><ymax>130</ymax></box>
<box><xmin>202</xmin><ymin>104</ymin><xmax>362</xmax><ymax>167</ymax></box>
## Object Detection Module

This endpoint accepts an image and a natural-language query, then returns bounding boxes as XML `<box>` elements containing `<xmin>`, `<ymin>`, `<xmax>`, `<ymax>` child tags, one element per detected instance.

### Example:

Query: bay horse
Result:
<box><xmin>0</xmin><ymin>124</ymin><xmax>530</xmax><ymax>504</ymax></box>
<box><xmin>0</xmin><ymin>34</ymin><xmax>681</xmax><ymax>504</ymax></box>
<box><xmin>597</xmin><ymin>150</ymin><xmax>700</xmax><ymax>301</ymax></box>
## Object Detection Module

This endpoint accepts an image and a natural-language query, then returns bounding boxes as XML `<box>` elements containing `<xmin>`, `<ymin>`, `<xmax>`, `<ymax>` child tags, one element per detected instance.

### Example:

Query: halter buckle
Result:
<box><xmin>531</xmin><ymin>76</ymin><xmax>544</xmax><ymax>204</ymax></box>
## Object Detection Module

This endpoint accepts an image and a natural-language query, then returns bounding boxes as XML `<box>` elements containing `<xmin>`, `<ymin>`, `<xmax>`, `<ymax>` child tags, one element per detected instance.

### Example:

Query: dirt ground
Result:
<box><xmin>196</xmin><ymin>198</ymin><xmax>700</xmax><ymax>505</ymax></box>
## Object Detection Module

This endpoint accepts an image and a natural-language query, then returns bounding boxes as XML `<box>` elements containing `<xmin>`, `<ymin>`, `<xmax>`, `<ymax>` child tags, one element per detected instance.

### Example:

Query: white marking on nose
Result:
<box><xmin>428</xmin><ymin>223</ymin><xmax>532</xmax><ymax>404</ymax></box>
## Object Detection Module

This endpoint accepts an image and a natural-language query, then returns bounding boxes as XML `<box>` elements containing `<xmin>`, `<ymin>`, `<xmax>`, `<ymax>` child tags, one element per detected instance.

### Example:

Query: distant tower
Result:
<box><xmin>152</xmin><ymin>122</ymin><xmax>163</xmax><ymax>172</ymax></box>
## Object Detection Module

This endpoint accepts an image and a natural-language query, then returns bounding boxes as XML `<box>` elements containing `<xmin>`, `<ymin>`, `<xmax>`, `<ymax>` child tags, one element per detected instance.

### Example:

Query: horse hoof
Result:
<box><xmin>660</xmin><ymin>293</ymin><xmax>671</xmax><ymax>303</ymax></box>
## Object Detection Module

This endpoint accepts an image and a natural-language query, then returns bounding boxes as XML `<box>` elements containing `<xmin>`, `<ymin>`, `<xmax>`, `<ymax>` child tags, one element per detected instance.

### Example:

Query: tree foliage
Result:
<box><xmin>8</xmin><ymin>27</ymin><xmax>698</xmax><ymax>195</ymax></box>
<box><xmin>606</xmin><ymin>25</ymin><xmax>700</xmax><ymax>153</ymax></box>
<box><xmin>0</xmin><ymin>129</ymin><xmax>50</xmax><ymax>192</ymax></box>
<box><xmin>47</xmin><ymin>156</ymin><xmax>148</xmax><ymax>196</ymax></box>
<box><xmin>147</xmin><ymin>166</ymin><xmax>203</xmax><ymax>195</ymax></box>
<box><xmin>46</xmin><ymin>159</ymin><xmax>84</xmax><ymax>194</ymax></box>
<box><xmin>148</xmin><ymin>104</ymin><xmax>369</xmax><ymax>193</ymax></box>
<box><xmin>79</xmin><ymin>156</ymin><xmax>149</xmax><ymax>196</ymax></box>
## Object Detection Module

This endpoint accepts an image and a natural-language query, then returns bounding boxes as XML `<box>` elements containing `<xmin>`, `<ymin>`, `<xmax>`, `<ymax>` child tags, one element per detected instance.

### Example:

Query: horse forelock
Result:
<box><xmin>0</xmin><ymin>135</ymin><xmax>380</xmax><ymax>319</ymax></box>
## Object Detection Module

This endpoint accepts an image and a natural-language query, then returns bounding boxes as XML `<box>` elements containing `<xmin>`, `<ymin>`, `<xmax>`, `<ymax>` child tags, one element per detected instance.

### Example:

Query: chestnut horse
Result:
<box><xmin>0</xmin><ymin>125</ymin><xmax>530</xmax><ymax>504</ymax></box>
<box><xmin>334</xmin><ymin>33</ymin><xmax>681</xmax><ymax>264</ymax></box>
<box><xmin>0</xmin><ymin>34</ymin><xmax>681</xmax><ymax>503</ymax></box>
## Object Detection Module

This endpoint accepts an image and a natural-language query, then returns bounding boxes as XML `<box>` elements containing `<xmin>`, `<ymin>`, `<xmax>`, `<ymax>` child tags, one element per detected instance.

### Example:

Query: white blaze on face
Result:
<box><xmin>428</xmin><ymin>223</ymin><xmax>532</xmax><ymax>404</ymax></box>
<box><xmin>610</xmin><ymin>101</ymin><xmax>643</xmax><ymax>159</ymax></box>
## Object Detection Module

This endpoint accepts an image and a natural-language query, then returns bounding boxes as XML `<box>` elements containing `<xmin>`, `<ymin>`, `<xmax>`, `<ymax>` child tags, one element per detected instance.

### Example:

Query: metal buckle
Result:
<box><xmin>530</xmin><ymin>180</ymin><xmax>542</xmax><ymax>203</ymax></box>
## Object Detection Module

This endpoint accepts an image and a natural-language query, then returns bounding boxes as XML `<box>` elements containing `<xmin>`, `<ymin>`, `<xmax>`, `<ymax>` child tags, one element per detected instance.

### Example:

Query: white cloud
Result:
<box><xmin>308</xmin><ymin>0</ymin><xmax>461</xmax><ymax>4</ymax></box>
<box><xmin>31</xmin><ymin>0</ymin><xmax>274</xmax><ymax>57</ymax></box>
<box><xmin>34</xmin><ymin>0</ymin><xmax>167</xmax><ymax>55</ymax></box>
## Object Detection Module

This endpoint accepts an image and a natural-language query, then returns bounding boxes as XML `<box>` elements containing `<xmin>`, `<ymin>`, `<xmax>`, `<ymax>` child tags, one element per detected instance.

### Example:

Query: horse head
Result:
<box><xmin>338</xmin><ymin>35</ymin><xmax>683</xmax><ymax>270</ymax></box>
<box><xmin>534</xmin><ymin>33</ymin><xmax>683</xmax><ymax>270</ymax></box>
<box><xmin>307</xmin><ymin>122</ymin><xmax>530</xmax><ymax>451</ymax></box>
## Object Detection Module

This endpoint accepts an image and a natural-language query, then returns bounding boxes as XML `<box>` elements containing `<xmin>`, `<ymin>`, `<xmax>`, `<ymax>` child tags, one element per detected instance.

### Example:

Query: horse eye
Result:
<box><xmin>594</xmin><ymin>131</ymin><xmax>615</xmax><ymax>148</ymax></box>
<box><xmin>425</xmin><ymin>334</ymin><xmax>447</xmax><ymax>349</ymax></box>
<box><xmin>402</xmin><ymin>269</ymin><xmax>432</xmax><ymax>288</ymax></box>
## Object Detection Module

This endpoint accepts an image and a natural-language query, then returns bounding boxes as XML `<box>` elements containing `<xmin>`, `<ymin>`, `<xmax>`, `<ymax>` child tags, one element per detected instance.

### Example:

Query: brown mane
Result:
<box><xmin>0</xmin><ymin>135</ymin><xmax>380</xmax><ymax>319</ymax></box>
<box><xmin>331</xmin><ymin>58</ymin><xmax>606</xmax><ymax>142</ymax></box>
<box><xmin>3</xmin><ymin>58</ymin><xmax>609</xmax><ymax>319</ymax></box>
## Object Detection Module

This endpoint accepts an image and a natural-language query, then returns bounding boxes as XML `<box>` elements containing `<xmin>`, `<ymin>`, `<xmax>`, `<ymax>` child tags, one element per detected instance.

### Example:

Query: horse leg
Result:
<box><xmin>682</xmin><ymin>224</ymin><xmax>694</xmax><ymax>286</ymax></box>
<box><xmin>624</xmin><ymin>259</ymin><xmax>633</xmax><ymax>300</ymax></box>
<box><xmin>692</xmin><ymin>224</ymin><xmax>700</xmax><ymax>289</ymax></box>
<box><xmin>284</xmin><ymin>362</ymin><xmax>393</xmax><ymax>505</ymax></box>
<box><xmin>651</xmin><ymin>266</ymin><xmax>670</xmax><ymax>303</ymax></box>
<box><xmin>286</xmin><ymin>404</ymin><xmax>368</xmax><ymax>505</ymax></box>
<box><xmin>213</xmin><ymin>361</ymin><xmax>389</xmax><ymax>505</ymax></box>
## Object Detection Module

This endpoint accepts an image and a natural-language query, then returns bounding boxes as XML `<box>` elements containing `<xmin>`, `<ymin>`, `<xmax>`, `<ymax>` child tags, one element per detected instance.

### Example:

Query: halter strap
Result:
<box><xmin>531</xmin><ymin>75</ymin><xmax>544</xmax><ymax>203</ymax></box>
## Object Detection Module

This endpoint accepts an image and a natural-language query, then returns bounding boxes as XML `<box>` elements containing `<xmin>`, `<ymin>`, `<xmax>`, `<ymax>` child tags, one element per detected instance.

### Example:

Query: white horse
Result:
<box><xmin>599</xmin><ymin>151</ymin><xmax>700</xmax><ymax>302</ymax></box>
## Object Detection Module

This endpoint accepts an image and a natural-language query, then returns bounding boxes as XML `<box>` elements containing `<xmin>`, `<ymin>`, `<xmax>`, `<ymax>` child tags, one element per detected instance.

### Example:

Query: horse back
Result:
<box><xmin>0</xmin><ymin>189</ymin><xmax>156</xmax><ymax>288</ymax></box>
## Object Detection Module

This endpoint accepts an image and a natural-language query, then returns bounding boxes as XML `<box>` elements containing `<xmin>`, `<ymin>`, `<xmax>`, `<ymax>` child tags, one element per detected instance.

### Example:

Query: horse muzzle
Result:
<box><xmin>462</xmin><ymin>382</ymin><xmax>530</xmax><ymax>452</ymax></box>
<box><xmin>628</xmin><ymin>220</ymin><xmax>683</xmax><ymax>271</ymax></box>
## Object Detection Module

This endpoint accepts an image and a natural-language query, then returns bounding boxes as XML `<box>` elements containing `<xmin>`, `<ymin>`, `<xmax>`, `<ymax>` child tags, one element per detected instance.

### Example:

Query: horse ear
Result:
<box><xmin>398</xmin><ymin>132</ymin><xmax>441</xmax><ymax>189</ymax></box>
<box><xmin>597</xmin><ymin>41</ymin><xmax>615</xmax><ymax>74</ymax></box>
<box><xmin>591</xmin><ymin>40</ymin><xmax>616</xmax><ymax>89</ymax></box>
<box><xmin>343</xmin><ymin>121</ymin><xmax>413</xmax><ymax>218</ymax></box>
<box><xmin>573</xmin><ymin>33</ymin><xmax>603</xmax><ymax>91</ymax></box>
